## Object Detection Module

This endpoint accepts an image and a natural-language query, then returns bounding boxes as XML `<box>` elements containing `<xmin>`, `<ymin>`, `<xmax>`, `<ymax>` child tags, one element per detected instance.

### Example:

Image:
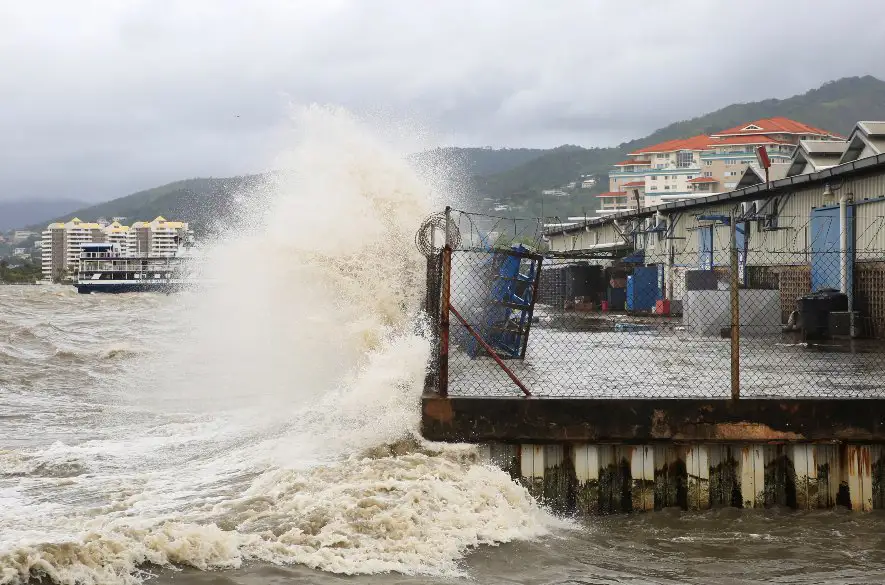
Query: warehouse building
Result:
<box><xmin>545</xmin><ymin>121</ymin><xmax>885</xmax><ymax>337</ymax></box>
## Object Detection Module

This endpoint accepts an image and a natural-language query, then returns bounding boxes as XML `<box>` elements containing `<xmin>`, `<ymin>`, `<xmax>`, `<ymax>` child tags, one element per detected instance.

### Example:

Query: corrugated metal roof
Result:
<box><xmin>799</xmin><ymin>139</ymin><xmax>848</xmax><ymax>155</ymax></box>
<box><xmin>859</xmin><ymin>121</ymin><xmax>885</xmax><ymax>136</ymax></box>
<box><xmin>869</xmin><ymin>137</ymin><xmax>885</xmax><ymax>153</ymax></box>
<box><xmin>768</xmin><ymin>163</ymin><xmax>791</xmax><ymax>180</ymax></box>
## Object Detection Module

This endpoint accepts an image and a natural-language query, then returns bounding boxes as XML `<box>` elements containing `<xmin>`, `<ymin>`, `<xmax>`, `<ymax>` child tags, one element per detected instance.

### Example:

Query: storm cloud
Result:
<box><xmin>2</xmin><ymin>0</ymin><xmax>885</xmax><ymax>201</ymax></box>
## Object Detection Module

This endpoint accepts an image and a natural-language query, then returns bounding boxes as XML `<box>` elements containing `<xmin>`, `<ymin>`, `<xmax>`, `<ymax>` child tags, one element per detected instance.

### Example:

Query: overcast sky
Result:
<box><xmin>2</xmin><ymin>0</ymin><xmax>885</xmax><ymax>203</ymax></box>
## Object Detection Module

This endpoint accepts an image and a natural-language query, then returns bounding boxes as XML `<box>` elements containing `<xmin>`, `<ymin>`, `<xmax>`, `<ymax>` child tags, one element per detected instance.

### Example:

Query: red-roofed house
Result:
<box><xmin>687</xmin><ymin>176</ymin><xmax>719</xmax><ymax>194</ymax></box>
<box><xmin>596</xmin><ymin>191</ymin><xmax>634</xmax><ymax>214</ymax></box>
<box><xmin>608</xmin><ymin>134</ymin><xmax>712</xmax><ymax>209</ymax></box>
<box><xmin>604</xmin><ymin>117</ymin><xmax>840</xmax><ymax>209</ymax></box>
<box><xmin>712</xmin><ymin>117</ymin><xmax>842</xmax><ymax>140</ymax></box>
<box><xmin>697</xmin><ymin>118</ymin><xmax>841</xmax><ymax>192</ymax></box>
<box><xmin>627</xmin><ymin>135</ymin><xmax>713</xmax><ymax>155</ymax></box>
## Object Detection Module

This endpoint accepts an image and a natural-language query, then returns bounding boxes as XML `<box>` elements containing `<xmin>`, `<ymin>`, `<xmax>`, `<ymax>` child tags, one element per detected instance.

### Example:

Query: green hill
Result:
<box><xmin>620</xmin><ymin>75</ymin><xmax>885</xmax><ymax>152</ymax></box>
<box><xmin>0</xmin><ymin>199</ymin><xmax>89</xmax><ymax>232</ymax></box>
<box><xmin>474</xmin><ymin>75</ymin><xmax>885</xmax><ymax>219</ymax></box>
<box><xmin>32</xmin><ymin>175</ymin><xmax>263</xmax><ymax>236</ymax></box>
<box><xmin>410</xmin><ymin>147</ymin><xmax>548</xmax><ymax>177</ymax></box>
<box><xmin>27</xmin><ymin>75</ymin><xmax>885</xmax><ymax>231</ymax></box>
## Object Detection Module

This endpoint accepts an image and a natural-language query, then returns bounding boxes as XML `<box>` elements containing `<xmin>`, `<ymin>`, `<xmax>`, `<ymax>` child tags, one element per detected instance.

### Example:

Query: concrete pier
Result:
<box><xmin>427</xmin><ymin>396</ymin><xmax>885</xmax><ymax>512</ymax></box>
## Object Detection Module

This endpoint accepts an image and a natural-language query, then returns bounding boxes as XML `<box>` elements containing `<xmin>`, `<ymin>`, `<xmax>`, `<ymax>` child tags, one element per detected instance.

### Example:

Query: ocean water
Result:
<box><xmin>3</xmin><ymin>108</ymin><xmax>885</xmax><ymax>585</ymax></box>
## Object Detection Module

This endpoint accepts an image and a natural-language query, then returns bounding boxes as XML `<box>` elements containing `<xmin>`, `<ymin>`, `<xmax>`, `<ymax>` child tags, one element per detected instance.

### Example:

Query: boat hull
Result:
<box><xmin>74</xmin><ymin>281</ymin><xmax>189</xmax><ymax>294</ymax></box>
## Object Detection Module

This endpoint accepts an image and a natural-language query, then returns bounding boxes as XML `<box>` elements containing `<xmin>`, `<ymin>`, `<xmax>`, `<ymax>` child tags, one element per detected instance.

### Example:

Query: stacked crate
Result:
<box><xmin>854</xmin><ymin>262</ymin><xmax>885</xmax><ymax>338</ymax></box>
<box><xmin>777</xmin><ymin>266</ymin><xmax>812</xmax><ymax>324</ymax></box>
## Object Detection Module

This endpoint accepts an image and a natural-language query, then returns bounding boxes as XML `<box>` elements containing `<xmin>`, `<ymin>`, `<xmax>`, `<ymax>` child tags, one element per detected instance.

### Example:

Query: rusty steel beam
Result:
<box><xmin>449</xmin><ymin>303</ymin><xmax>532</xmax><ymax>397</ymax></box>
<box><xmin>422</xmin><ymin>396</ymin><xmax>885</xmax><ymax>443</ymax></box>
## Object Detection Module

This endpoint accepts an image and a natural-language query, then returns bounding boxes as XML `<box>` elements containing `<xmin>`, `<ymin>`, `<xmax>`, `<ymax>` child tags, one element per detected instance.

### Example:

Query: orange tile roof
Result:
<box><xmin>708</xmin><ymin>134</ymin><xmax>792</xmax><ymax>146</ymax></box>
<box><xmin>621</xmin><ymin>181</ymin><xmax>645</xmax><ymax>187</ymax></box>
<box><xmin>628</xmin><ymin>135</ymin><xmax>712</xmax><ymax>155</ymax></box>
<box><xmin>597</xmin><ymin>191</ymin><xmax>628</xmax><ymax>198</ymax></box>
<box><xmin>613</xmin><ymin>159</ymin><xmax>651</xmax><ymax>166</ymax></box>
<box><xmin>688</xmin><ymin>177</ymin><xmax>718</xmax><ymax>183</ymax></box>
<box><xmin>626</xmin><ymin>119</ymin><xmax>840</xmax><ymax>158</ymax></box>
<box><xmin>713</xmin><ymin>117</ymin><xmax>839</xmax><ymax>138</ymax></box>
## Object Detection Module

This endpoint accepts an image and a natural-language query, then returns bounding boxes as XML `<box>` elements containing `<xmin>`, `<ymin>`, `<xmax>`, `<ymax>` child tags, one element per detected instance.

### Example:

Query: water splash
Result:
<box><xmin>0</xmin><ymin>107</ymin><xmax>553</xmax><ymax>585</ymax></box>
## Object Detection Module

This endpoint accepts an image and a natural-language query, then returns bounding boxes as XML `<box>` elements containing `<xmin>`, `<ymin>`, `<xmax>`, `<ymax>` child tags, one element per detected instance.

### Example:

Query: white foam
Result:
<box><xmin>0</xmin><ymin>106</ymin><xmax>552</xmax><ymax>585</ymax></box>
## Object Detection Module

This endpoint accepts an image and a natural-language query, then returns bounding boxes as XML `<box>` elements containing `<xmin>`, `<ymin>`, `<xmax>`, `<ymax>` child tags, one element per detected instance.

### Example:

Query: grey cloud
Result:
<box><xmin>1</xmin><ymin>0</ymin><xmax>884</xmax><ymax>202</ymax></box>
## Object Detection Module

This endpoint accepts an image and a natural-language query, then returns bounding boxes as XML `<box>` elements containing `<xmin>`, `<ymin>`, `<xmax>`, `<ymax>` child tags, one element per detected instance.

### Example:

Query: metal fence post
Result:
<box><xmin>439</xmin><ymin>206</ymin><xmax>452</xmax><ymax>397</ymax></box>
<box><xmin>729</xmin><ymin>208</ymin><xmax>741</xmax><ymax>400</ymax></box>
<box><xmin>423</xmin><ymin>250</ymin><xmax>440</xmax><ymax>393</ymax></box>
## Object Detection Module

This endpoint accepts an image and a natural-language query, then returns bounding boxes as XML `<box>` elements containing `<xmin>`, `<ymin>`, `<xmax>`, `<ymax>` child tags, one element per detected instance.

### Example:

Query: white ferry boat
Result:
<box><xmin>74</xmin><ymin>243</ymin><xmax>193</xmax><ymax>294</ymax></box>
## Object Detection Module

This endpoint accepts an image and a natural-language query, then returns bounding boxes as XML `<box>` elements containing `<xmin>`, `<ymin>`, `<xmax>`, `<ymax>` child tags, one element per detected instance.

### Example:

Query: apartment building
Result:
<box><xmin>104</xmin><ymin>221</ymin><xmax>130</xmax><ymax>251</ymax></box>
<box><xmin>12</xmin><ymin>230</ymin><xmax>37</xmax><ymax>243</ymax></box>
<box><xmin>41</xmin><ymin>218</ymin><xmax>104</xmax><ymax>281</ymax></box>
<box><xmin>602</xmin><ymin>117</ymin><xmax>842</xmax><ymax>212</ymax></box>
<box><xmin>127</xmin><ymin>216</ymin><xmax>190</xmax><ymax>257</ymax></box>
<box><xmin>41</xmin><ymin>216</ymin><xmax>191</xmax><ymax>281</ymax></box>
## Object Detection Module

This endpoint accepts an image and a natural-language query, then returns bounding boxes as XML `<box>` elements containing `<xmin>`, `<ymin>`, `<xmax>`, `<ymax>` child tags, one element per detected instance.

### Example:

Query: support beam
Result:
<box><xmin>845</xmin><ymin>445</ymin><xmax>873</xmax><ymax>512</ymax></box>
<box><xmin>653</xmin><ymin>445</ymin><xmax>685</xmax><ymax>510</ymax></box>
<box><xmin>476</xmin><ymin>442</ymin><xmax>885</xmax><ymax>514</ymax></box>
<box><xmin>630</xmin><ymin>445</ymin><xmax>655</xmax><ymax>512</ymax></box>
<box><xmin>520</xmin><ymin>444</ymin><xmax>568</xmax><ymax>512</ymax></box>
<box><xmin>422</xmin><ymin>397</ymin><xmax>885</xmax><ymax>443</ymax></box>
<box><xmin>739</xmin><ymin>444</ymin><xmax>765</xmax><ymax>508</ymax></box>
<box><xmin>572</xmin><ymin>444</ymin><xmax>600</xmax><ymax>515</ymax></box>
<box><xmin>685</xmin><ymin>445</ymin><xmax>710</xmax><ymax>510</ymax></box>
<box><xmin>709</xmin><ymin>445</ymin><xmax>740</xmax><ymax>508</ymax></box>
<box><xmin>477</xmin><ymin>443</ymin><xmax>519</xmax><ymax>479</ymax></box>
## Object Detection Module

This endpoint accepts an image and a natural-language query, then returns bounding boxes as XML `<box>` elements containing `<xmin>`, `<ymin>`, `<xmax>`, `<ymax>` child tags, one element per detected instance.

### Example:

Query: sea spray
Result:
<box><xmin>0</xmin><ymin>107</ymin><xmax>555</xmax><ymax>585</ymax></box>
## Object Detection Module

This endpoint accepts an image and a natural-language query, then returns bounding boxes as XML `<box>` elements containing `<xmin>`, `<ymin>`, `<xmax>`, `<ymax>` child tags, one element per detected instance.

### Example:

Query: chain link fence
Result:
<box><xmin>420</xmin><ymin>208</ymin><xmax>885</xmax><ymax>398</ymax></box>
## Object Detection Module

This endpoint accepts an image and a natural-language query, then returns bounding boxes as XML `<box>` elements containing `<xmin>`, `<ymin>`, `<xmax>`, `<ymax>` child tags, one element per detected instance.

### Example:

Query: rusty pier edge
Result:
<box><xmin>422</xmin><ymin>395</ymin><xmax>885</xmax><ymax>512</ymax></box>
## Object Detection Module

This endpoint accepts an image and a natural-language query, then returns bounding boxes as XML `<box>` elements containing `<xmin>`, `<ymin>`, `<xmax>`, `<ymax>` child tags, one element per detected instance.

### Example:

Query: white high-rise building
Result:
<box><xmin>40</xmin><ymin>216</ymin><xmax>192</xmax><ymax>281</ymax></box>
<box><xmin>127</xmin><ymin>216</ymin><xmax>191</xmax><ymax>257</ymax></box>
<box><xmin>41</xmin><ymin>218</ymin><xmax>104</xmax><ymax>281</ymax></box>
<box><xmin>104</xmin><ymin>221</ymin><xmax>130</xmax><ymax>251</ymax></box>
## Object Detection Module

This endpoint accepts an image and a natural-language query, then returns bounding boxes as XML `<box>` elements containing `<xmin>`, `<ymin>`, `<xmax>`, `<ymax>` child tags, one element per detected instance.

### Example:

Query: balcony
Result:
<box><xmin>700</xmin><ymin>152</ymin><xmax>757</xmax><ymax>159</ymax></box>
<box><xmin>610</xmin><ymin>167</ymin><xmax>700</xmax><ymax>177</ymax></box>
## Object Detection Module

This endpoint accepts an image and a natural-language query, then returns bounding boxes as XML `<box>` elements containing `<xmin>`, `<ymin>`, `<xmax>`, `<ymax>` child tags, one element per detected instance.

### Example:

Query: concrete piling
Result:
<box><xmin>685</xmin><ymin>445</ymin><xmax>710</xmax><ymax>510</ymax></box>
<box><xmin>432</xmin><ymin>397</ymin><xmax>885</xmax><ymax>513</ymax></box>
<box><xmin>572</xmin><ymin>444</ymin><xmax>601</xmax><ymax>514</ymax></box>
<box><xmin>630</xmin><ymin>445</ymin><xmax>655</xmax><ymax>512</ymax></box>
<box><xmin>872</xmin><ymin>445</ymin><xmax>885</xmax><ymax>509</ymax></box>
<box><xmin>844</xmin><ymin>445</ymin><xmax>873</xmax><ymax>512</ymax></box>
<box><xmin>739</xmin><ymin>444</ymin><xmax>765</xmax><ymax>509</ymax></box>
<box><xmin>709</xmin><ymin>444</ymin><xmax>740</xmax><ymax>508</ymax></box>
<box><xmin>518</xmin><ymin>444</ymin><xmax>570</xmax><ymax>512</ymax></box>
<box><xmin>492</xmin><ymin>441</ymin><xmax>885</xmax><ymax>514</ymax></box>
<box><xmin>653</xmin><ymin>445</ymin><xmax>686</xmax><ymax>510</ymax></box>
